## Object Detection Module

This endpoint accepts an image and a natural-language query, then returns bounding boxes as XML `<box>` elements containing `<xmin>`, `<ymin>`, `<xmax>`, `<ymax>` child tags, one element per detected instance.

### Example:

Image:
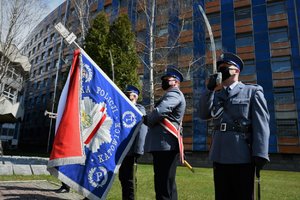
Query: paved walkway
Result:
<box><xmin>0</xmin><ymin>156</ymin><xmax>85</xmax><ymax>199</ymax></box>
<box><xmin>0</xmin><ymin>180</ymin><xmax>84</xmax><ymax>200</ymax></box>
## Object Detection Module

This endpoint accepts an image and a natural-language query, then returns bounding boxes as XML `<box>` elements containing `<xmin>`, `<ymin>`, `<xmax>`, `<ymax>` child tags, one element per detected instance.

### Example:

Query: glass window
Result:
<box><xmin>267</xmin><ymin>1</ymin><xmax>286</xmax><ymax>16</ymax></box>
<box><xmin>39</xmin><ymin>67</ymin><xmax>43</xmax><ymax>75</ymax></box>
<box><xmin>36</xmin><ymin>96</ymin><xmax>40</xmax><ymax>105</ymax></box>
<box><xmin>37</xmin><ymin>81</ymin><xmax>41</xmax><ymax>89</ymax></box>
<box><xmin>154</xmin><ymin>48</ymin><xmax>168</xmax><ymax>60</ymax></box>
<box><xmin>43</xmin><ymin>38</ymin><xmax>47</xmax><ymax>46</ymax></box>
<box><xmin>41</xmin><ymin>52</ymin><xmax>45</xmax><ymax>59</ymax></box>
<box><xmin>54</xmin><ymin>59</ymin><xmax>59</xmax><ymax>67</ymax></box>
<box><xmin>46</xmin><ymin>63</ymin><xmax>51</xmax><ymax>71</ymax></box>
<box><xmin>50</xmin><ymin>33</ymin><xmax>55</xmax><ymax>42</ymax></box>
<box><xmin>137</xmin><ymin>29</ymin><xmax>146</xmax><ymax>43</ymax></box>
<box><xmin>240</xmin><ymin>60</ymin><xmax>256</xmax><ymax>75</ymax></box>
<box><xmin>52</xmin><ymin>75</ymin><xmax>56</xmax><ymax>83</ymax></box>
<box><xmin>42</xmin><ymin>94</ymin><xmax>46</xmax><ymax>105</ymax></box>
<box><xmin>269</xmin><ymin>27</ymin><xmax>288</xmax><ymax>43</ymax></box>
<box><xmin>276</xmin><ymin>119</ymin><xmax>298</xmax><ymax>136</ymax></box>
<box><xmin>235</xmin><ymin>7</ymin><xmax>251</xmax><ymax>21</ymax></box>
<box><xmin>274</xmin><ymin>87</ymin><xmax>294</xmax><ymax>104</ymax></box>
<box><xmin>206</xmin><ymin>37</ymin><xmax>222</xmax><ymax>51</ymax></box>
<box><xmin>50</xmin><ymin>92</ymin><xmax>54</xmax><ymax>100</ymax></box>
<box><xmin>180</xmin><ymin>18</ymin><xmax>193</xmax><ymax>31</ymax></box>
<box><xmin>48</xmin><ymin>48</ymin><xmax>53</xmax><ymax>56</ymax></box>
<box><xmin>179</xmin><ymin>42</ymin><xmax>193</xmax><ymax>56</ymax></box>
<box><xmin>44</xmin><ymin>78</ymin><xmax>48</xmax><ymax>88</ymax></box>
<box><xmin>236</xmin><ymin>33</ymin><xmax>253</xmax><ymax>47</ymax></box>
<box><xmin>156</xmin><ymin>24</ymin><xmax>168</xmax><ymax>37</ymax></box>
<box><xmin>207</xmin><ymin>12</ymin><xmax>220</xmax><ymax>25</ymax></box>
<box><xmin>271</xmin><ymin>56</ymin><xmax>291</xmax><ymax>72</ymax></box>
<box><xmin>120</xmin><ymin>0</ymin><xmax>128</xmax><ymax>7</ymax></box>
<box><xmin>179</xmin><ymin>0</ymin><xmax>193</xmax><ymax>11</ymax></box>
<box><xmin>104</xmin><ymin>5</ymin><xmax>112</xmax><ymax>14</ymax></box>
<box><xmin>137</xmin><ymin>10</ymin><xmax>146</xmax><ymax>21</ymax></box>
<box><xmin>157</xmin><ymin>3</ymin><xmax>168</xmax><ymax>16</ymax></box>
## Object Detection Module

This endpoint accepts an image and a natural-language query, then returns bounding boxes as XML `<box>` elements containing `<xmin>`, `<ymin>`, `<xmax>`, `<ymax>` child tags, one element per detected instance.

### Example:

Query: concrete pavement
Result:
<box><xmin>0</xmin><ymin>156</ymin><xmax>85</xmax><ymax>199</ymax></box>
<box><xmin>0</xmin><ymin>180</ymin><xmax>84</xmax><ymax>200</ymax></box>
<box><xmin>0</xmin><ymin>155</ymin><xmax>49</xmax><ymax>176</ymax></box>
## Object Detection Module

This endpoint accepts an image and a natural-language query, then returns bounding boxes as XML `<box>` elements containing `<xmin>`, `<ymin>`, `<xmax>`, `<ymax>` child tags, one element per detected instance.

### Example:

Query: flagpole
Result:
<box><xmin>47</xmin><ymin>0</ymin><xmax>70</xmax><ymax>153</ymax></box>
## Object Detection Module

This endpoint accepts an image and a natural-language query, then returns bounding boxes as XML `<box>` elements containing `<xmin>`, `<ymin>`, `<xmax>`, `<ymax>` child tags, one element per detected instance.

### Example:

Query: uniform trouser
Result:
<box><xmin>152</xmin><ymin>151</ymin><xmax>179</xmax><ymax>200</ymax></box>
<box><xmin>119</xmin><ymin>155</ymin><xmax>136</xmax><ymax>200</ymax></box>
<box><xmin>213</xmin><ymin>162</ymin><xmax>255</xmax><ymax>200</ymax></box>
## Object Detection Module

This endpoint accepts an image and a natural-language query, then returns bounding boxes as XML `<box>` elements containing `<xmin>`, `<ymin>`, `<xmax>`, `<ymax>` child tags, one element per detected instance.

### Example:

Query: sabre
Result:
<box><xmin>254</xmin><ymin>167</ymin><xmax>261</xmax><ymax>200</ymax></box>
<box><xmin>183</xmin><ymin>160</ymin><xmax>195</xmax><ymax>173</ymax></box>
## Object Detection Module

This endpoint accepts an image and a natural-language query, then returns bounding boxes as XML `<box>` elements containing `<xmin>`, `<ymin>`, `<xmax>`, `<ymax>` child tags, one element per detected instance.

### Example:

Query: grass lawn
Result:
<box><xmin>1</xmin><ymin>164</ymin><xmax>299</xmax><ymax>199</ymax></box>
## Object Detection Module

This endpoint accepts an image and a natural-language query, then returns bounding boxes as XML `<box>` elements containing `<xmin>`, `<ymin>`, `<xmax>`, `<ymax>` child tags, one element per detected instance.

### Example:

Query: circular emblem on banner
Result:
<box><xmin>88</xmin><ymin>166</ymin><xmax>108</xmax><ymax>188</ymax></box>
<box><xmin>82</xmin><ymin>63</ymin><xmax>93</xmax><ymax>83</ymax></box>
<box><xmin>122</xmin><ymin>111</ymin><xmax>137</xmax><ymax>128</ymax></box>
<box><xmin>81</xmin><ymin>97</ymin><xmax>113</xmax><ymax>153</ymax></box>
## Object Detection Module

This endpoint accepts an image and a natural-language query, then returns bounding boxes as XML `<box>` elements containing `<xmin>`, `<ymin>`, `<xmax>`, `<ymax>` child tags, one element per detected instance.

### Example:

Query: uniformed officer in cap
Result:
<box><xmin>144</xmin><ymin>66</ymin><xmax>186</xmax><ymax>200</ymax></box>
<box><xmin>119</xmin><ymin>85</ymin><xmax>148</xmax><ymax>200</ymax></box>
<box><xmin>199</xmin><ymin>52</ymin><xmax>270</xmax><ymax>200</ymax></box>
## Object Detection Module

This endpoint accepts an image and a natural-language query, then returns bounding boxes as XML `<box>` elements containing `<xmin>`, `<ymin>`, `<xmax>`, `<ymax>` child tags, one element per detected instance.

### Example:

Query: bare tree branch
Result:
<box><xmin>0</xmin><ymin>0</ymin><xmax>47</xmax><ymax>96</ymax></box>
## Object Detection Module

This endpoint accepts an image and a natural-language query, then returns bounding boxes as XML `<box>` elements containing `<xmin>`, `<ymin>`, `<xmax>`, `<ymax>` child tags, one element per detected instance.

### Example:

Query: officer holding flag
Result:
<box><xmin>199</xmin><ymin>52</ymin><xmax>270</xmax><ymax>200</ymax></box>
<box><xmin>119</xmin><ymin>85</ymin><xmax>148</xmax><ymax>200</ymax></box>
<box><xmin>144</xmin><ymin>66</ymin><xmax>186</xmax><ymax>200</ymax></box>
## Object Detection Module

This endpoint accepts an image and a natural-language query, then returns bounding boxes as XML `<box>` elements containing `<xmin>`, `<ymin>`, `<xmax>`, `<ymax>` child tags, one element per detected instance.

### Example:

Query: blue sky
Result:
<box><xmin>44</xmin><ymin>0</ymin><xmax>66</xmax><ymax>17</ymax></box>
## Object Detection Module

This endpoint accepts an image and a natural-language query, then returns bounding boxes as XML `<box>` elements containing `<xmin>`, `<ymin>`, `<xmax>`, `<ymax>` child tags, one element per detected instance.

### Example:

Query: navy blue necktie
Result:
<box><xmin>226</xmin><ymin>87</ymin><xmax>231</xmax><ymax>95</ymax></box>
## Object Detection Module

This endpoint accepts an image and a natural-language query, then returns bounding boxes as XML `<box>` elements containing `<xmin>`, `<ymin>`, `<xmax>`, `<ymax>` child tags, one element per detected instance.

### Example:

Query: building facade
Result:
<box><xmin>0</xmin><ymin>43</ymin><xmax>30</xmax><ymax>148</ymax></box>
<box><xmin>22</xmin><ymin>0</ymin><xmax>300</xmax><ymax>154</ymax></box>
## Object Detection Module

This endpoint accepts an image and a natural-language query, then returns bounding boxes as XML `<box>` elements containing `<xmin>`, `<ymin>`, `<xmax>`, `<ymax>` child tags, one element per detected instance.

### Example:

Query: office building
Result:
<box><xmin>22</xmin><ymin>0</ymin><xmax>300</xmax><ymax>155</ymax></box>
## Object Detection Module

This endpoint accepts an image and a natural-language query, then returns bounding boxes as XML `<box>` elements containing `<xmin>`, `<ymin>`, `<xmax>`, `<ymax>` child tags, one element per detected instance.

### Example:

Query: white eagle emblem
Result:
<box><xmin>82</xmin><ymin>63</ymin><xmax>93</xmax><ymax>83</ymax></box>
<box><xmin>81</xmin><ymin>97</ymin><xmax>113</xmax><ymax>153</ymax></box>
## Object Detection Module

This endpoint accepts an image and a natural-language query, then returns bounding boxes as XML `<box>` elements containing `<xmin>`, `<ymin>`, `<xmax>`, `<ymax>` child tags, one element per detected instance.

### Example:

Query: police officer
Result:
<box><xmin>144</xmin><ymin>66</ymin><xmax>186</xmax><ymax>200</ymax></box>
<box><xmin>119</xmin><ymin>85</ymin><xmax>148</xmax><ymax>200</ymax></box>
<box><xmin>199</xmin><ymin>52</ymin><xmax>270</xmax><ymax>200</ymax></box>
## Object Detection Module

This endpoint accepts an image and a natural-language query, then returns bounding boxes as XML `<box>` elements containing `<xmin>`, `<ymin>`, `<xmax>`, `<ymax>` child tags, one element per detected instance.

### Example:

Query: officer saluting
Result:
<box><xmin>144</xmin><ymin>66</ymin><xmax>186</xmax><ymax>200</ymax></box>
<box><xmin>199</xmin><ymin>52</ymin><xmax>270</xmax><ymax>200</ymax></box>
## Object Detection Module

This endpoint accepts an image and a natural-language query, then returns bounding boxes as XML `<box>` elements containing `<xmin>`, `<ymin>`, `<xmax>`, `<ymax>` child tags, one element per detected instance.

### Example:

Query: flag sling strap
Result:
<box><xmin>160</xmin><ymin>118</ymin><xmax>184</xmax><ymax>164</ymax></box>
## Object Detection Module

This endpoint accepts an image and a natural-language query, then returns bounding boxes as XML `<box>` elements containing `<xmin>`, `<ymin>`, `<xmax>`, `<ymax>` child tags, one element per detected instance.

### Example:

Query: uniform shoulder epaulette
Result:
<box><xmin>245</xmin><ymin>83</ymin><xmax>263</xmax><ymax>92</ymax></box>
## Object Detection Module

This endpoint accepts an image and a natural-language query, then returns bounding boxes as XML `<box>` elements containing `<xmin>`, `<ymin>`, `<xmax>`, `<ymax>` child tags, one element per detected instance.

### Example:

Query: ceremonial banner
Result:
<box><xmin>48</xmin><ymin>48</ymin><xmax>143</xmax><ymax>200</ymax></box>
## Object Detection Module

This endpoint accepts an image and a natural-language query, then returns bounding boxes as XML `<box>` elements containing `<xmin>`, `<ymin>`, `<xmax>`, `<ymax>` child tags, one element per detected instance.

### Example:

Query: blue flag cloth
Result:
<box><xmin>48</xmin><ymin>48</ymin><xmax>143</xmax><ymax>200</ymax></box>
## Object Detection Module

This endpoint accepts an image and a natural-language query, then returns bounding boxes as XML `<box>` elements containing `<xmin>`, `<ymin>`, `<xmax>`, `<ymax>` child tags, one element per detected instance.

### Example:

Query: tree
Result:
<box><xmin>85</xmin><ymin>13</ymin><xmax>140</xmax><ymax>91</ymax></box>
<box><xmin>135</xmin><ymin>1</ymin><xmax>218</xmax><ymax>109</ymax></box>
<box><xmin>84</xmin><ymin>12</ymin><xmax>111</xmax><ymax>77</ymax></box>
<box><xmin>136</xmin><ymin>0</ymin><xmax>191</xmax><ymax>110</ymax></box>
<box><xmin>71</xmin><ymin>0</ymin><xmax>91</xmax><ymax>46</ymax></box>
<box><xmin>108</xmin><ymin>14</ymin><xmax>140</xmax><ymax>90</ymax></box>
<box><xmin>0</xmin><ymin>0</ymin><xmax>47</xmax><ymax>95</ymax></box>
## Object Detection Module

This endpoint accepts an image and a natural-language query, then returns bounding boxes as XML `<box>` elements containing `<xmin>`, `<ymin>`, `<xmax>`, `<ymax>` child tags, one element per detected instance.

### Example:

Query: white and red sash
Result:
<box><xmin>160</xmin><ymin>118</ymin><xmax>184</xmax><ymax>164</ymax></box>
